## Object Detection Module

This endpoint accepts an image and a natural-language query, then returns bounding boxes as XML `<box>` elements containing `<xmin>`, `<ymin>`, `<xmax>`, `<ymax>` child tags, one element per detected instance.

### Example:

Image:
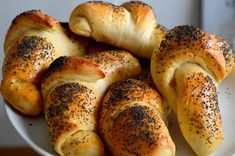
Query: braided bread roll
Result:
<box><xmin>151</xmin><ymin>25</ymin><xmax>234</xmax><ymax>155</ymax></box>
<box><xmin>1</xmin><ymin>10</ymin><xmax>89</xmax><ymax>115</ymax></box>
<box><xmin>69</xmin><ymin>1</ymin><xmax>167</xmax><ymax>59</ymax></box>
<box><xmin>99</xmin><ymin>74</ymin><xmax>175</xmax><ymax>156</ymax></box>
<box><xmin>41</xmin><ymin>50</ymin><xmax>141</xmax><ymax>156</ymax></box>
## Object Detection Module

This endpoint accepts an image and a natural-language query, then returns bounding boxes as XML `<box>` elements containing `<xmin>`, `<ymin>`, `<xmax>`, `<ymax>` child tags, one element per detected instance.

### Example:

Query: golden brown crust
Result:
<box><xmin>83</xmin><ymin>49</ymin><xmax>142</xmax><ymax>83</ymax></box>
<box><xmin>1</xmin><ymin>35</ymin><xmax>55</xmax><ymax>115</ymax></box>
<box><xmin>164</xmin><ymin>25</ymin><xmax>233</xmax><ymax>77</ymax></box>
<box><xmin>153</xmin><ymin>24</ymin><xmax>168</xmax><ymax>51</ymax></box>
<box><xmin>3</xmin><ymin>36</ymin><xmax>56</xmax><ymax>81</ymax></box>
<box><xmin>121</xmin><ymin>1</ymin><xmax>156</xmax><ymax>25</ymax></box>
<box><xmin>99</xmin><ymin>79</ymin><xmax>163</xmax><ymax>115</ymax></box>
<box><xmin>41</xmin><ymin>51</ymin><xmax>141</xmax><ymax>155</ymax></box>
<box><xmin>46</xmin><ymin>82</ymin><xmax>98</xmax><ymax>143</ymax></box>
<box><xmin>61</xmin><ymin>131</ymin><xmax>104</xmax><ymax>156</ymax></box>
<box><xmin>151</xmin><ymin>25</ymin><xmax>234</xmax><ymax>112</ymax></box>
<box><xmin>214</xmin><ymin>35</ymin><xmax>234</xmax><ymax>74</ymax></box>
<box><xmin>151</xmin><ymin>25</ymin><xmax>232</xmax><ymax>155</ymax></box>
<box><xmin>176</xmin><ymin>64</ymin><xmax>223</xmax><ymax>155</ymax></box>
<box><xmin>1</xmin><ymin>10</ymin><xmax>60</xmax><ymax>116</ymax></box>
<box><xmin>4</xmin><ymin>10</ymin><xmax>59</xmax><ymax>52</ymax></box>
<box><xmin>41</xmin><ymin>56</ymin><xmax>105</xmax><ymax>100</ymax></box>
<box><xmin>45</xmin><ymin>56</ymin><xmax>105</xmax><ymax>80</ymax></box>
<box><xmin>99</xmin><ymin>79</ymin><xmax>175</xmax><ymax>156</ymax></box>
<box><xmin>69</xmin><ymin>1</ymin><xmax>165</xmax><ymax>59</ymax></box>
<box><xmin>85</xmin><ymin>49</ymin><xmax>131</xmax><ymax>74</ymax></box>
<box><xmin>14</xmin><ymin>10</ymin><xmax>59</xmax><ymax>28</ymax></box>
<box><xmin>105</xmin><ymin>105</ymin><xmax>169</xmax><ymax>155</ymax></box>
<box><xmin>1</xmin><ymin>10</ymin><xmax>87</xmax><ymax>116</ymax></box>
<box><xmin>1</xmin><ymin>74</ymin><xmax>43</xmax><ymax>115</ymax></box>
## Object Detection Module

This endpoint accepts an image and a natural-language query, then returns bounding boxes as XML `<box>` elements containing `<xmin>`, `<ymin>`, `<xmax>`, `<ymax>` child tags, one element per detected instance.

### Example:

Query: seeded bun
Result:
<box><xmin>41</xmin><ymin>50</ymin><xmax>141</xmax><ymax>155</ymax></box>
<box><xmin>1</xmin><ymin>10</ymin><xmax>87</xmax><ymax>115</ymax></box>
<box><xmin>99</xmin><ymin>78</ymin><xmax>175</xmax><ymax>156</ymax></box>
<box><xmin>151</xmin><ymin>25</ymin><xmax>234</xmax><ymax>155</ymax></box>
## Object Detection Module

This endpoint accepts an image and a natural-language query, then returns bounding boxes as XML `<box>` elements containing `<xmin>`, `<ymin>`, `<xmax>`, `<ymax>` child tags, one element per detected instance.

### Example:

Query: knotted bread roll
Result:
<box><xmin>99</xmin><ymin>74</ymin><xmax>175</xmax><ymax>156</ymax></box>
<box><xmin>41</xmin><ymin>50</ymin><xmax>141</xmax><ymax>156</ymax></box>
<box><xmin>1</xmin><ymin>10</ymin><xmax>89</xmax><ymax>115</ymax></box>
<box><xmin>151</xmin><ymin>25</ymin><xmax>234</xmax><ymax>155</ymax></box>
<box><xmin>69</xmin><ymin>1</ymin><xmax>167</xmax><ymax>59</ymax></box>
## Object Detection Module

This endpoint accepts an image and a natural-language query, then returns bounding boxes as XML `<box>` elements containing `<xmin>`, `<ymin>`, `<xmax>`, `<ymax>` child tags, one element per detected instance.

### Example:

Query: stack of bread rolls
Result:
<box><xmin>1</xmin><ymin>1</ymin><xmax>233</xmax><ymax>156</ymax></box>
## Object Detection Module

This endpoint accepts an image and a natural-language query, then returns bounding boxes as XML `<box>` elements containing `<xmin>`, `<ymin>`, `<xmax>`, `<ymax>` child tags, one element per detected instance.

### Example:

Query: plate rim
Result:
<box><xmin>4</xmin><ymin>103</ymin><xmax>53</xmax><ymax>156</ymax></box>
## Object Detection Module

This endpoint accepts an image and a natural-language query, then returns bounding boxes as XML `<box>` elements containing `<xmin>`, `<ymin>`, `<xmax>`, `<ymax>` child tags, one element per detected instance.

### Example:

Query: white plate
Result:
<box><xmin>4</xmin><ymin>67</ymin><xmax>235</xmax><ymax>156</ymax></box>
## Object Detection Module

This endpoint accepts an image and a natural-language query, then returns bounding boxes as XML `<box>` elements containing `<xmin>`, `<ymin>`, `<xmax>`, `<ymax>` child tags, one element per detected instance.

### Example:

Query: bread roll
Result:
<box><xmin>69</xmin><ymin>1</ymin><xmax>167</xmax><ymax>59</ymax></box>
<box><xmin>1</xmin><ymin>10</ymin><xmax>89</xmax><ymax>115</ymax></box>
<box><xmin>151</xmin><ymin>25</ymin><xmax>234</xmax><ymax>155</ymax></box>
<box><xmin>41</xmin><ymin>50</ymin><xmax>141</xmax><ymax>156</ymax></box>
<box><xmin>99</xmin><ymin>75</ymin><xmax>175</xmax><ymax>156</ymax></box>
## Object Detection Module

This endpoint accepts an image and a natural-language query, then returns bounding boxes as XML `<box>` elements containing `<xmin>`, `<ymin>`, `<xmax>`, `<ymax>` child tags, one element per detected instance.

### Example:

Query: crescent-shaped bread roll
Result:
<box><xmin>1</xmin><ymin>10</ymin><xmax>89</xmax><ymax>115</ymax></box>
<box><xmin>69</xmin><ymin>1</ymin><xmax>167</xmax><ymax>59</ymax></box>
<box><xmin>151</xmin><ymin>25</ymin><xmax>234</xmax><ymax>155</ymax></box>
<box><xmin>41</xmin><ymin>50</ymin><xmax>141</xmax><ymax>156</ymax></box>
<box><xmin>99</xmin><ymin>74</ymin><xmax>175</xmax><ymax>156</ymax></box>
